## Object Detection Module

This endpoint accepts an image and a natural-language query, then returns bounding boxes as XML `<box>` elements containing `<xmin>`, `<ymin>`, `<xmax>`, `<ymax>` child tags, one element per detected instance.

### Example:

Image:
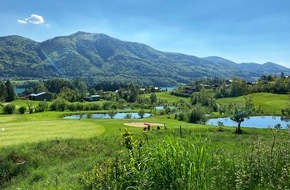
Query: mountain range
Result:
<box><xmin>0</xmin><ymin>31</ymin><xmax>289</xmax><ymax>86</ymax></box>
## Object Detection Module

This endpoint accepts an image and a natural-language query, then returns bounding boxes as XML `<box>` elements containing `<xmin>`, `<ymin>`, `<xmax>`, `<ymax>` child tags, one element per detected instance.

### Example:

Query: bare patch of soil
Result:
<box><xmin>123</xmin><ymin>122</ymin><xmax>165</xmax><ymax>128</ymax></box>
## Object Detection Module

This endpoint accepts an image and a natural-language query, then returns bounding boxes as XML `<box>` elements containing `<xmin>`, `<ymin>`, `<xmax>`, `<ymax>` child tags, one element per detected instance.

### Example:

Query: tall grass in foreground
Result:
<box><xmin>80</xmin><ymin>129</ymin><xmax>290</xmax><ymax>190</ymax></box>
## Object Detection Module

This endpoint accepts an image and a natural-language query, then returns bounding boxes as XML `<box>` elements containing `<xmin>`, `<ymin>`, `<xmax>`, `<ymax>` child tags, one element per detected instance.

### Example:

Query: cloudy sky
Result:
<box><xmin>1</xmin><ymin>0</ymin><xmax>290</xmax><ymax>67</ymax></box>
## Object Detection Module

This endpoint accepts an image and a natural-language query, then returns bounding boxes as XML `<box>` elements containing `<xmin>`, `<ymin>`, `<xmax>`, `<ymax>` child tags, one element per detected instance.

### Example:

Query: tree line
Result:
<box><xmin>0</xmin><ymin>80</ymin><xmax>16</xmax><ymax>102</ymax></box>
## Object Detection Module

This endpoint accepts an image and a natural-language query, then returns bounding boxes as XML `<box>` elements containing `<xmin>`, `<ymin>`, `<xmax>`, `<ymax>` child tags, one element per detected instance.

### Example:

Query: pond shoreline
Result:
<box><xmin>206</xmin><ymin>116</ymin><xmax>289</xmax><ymax>129</ymax></box>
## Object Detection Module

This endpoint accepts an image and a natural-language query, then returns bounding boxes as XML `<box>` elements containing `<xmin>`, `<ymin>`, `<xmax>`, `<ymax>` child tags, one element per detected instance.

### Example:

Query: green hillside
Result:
<box><xmin>1</xmin><ymin>32</ymin><xmax>290</xmax><ymax>85</ymax></box>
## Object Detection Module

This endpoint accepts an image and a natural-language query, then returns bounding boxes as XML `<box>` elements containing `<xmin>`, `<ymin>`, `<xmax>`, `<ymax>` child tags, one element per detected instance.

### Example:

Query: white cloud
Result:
<box><xmin>17</xmin><ymin>14</ymin><xmax>45</xmax><ymax>25</ymax></box>
<box><xmin>17</xmin><ymin>19</ymin><xmax>27</xmax><ymax>24</ymax></box>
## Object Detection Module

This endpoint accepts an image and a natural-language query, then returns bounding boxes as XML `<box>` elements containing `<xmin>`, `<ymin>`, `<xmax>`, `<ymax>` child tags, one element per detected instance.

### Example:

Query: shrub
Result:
<box><xmin>18</xmin><ymin>106</ymin><xmax>26</xmax><ymax>114</ymax></box>
<box><xmin>188</xmin><ymin>107</ymin><xmax>206</xmax><ymax>124</ymax></box>
<box><xmin>177</xmin><ymin>111</ymin><xmax>187</xmax><ymax>121</ymax></box>
<box><xmin>75</xmin><ymin>103</ymin><xmax>84</xmax><ymax>111</ymax></box>
<box><xmin>89</xmin><ymin>103</ymin><xmax>101</xmax><ymax>111</ymax></box>
<box><xmin>67</xmin><ymin>103</ymin><xmax>77</xmax><ymax>111</ymax></box>
<box><xmin>36</xmin><ymin>102</ymin><xmax>48</xmax><ymax>112</ymax></box>
<box><xmin>124</xmin><ymin>113</ymin><xmax>132</xmax><ymax>119</ymax></box>
<box><xmin>138</xmin><ymin>109</ymin><xmax>145</xmax><ymax>118</ymax></box>
<box><xmin>108</xmin><ymin>109</ymin><xmax>117</xmax><ymax>119</ymax></box>
<box><xmin>87</xmin><ymin>113</ymin><xmax>93</xmax><ymax>119</ymax></box>
<box><xmin>3</xmin><ymin>104</ymin><xmax>15</xmax><ymax>114</ymax></box>
<box><xmin>102</xmin><ymin>102</ymin><xmax>112</xmax><ymax>110</ymax></box>
<box><xmin>50</xmin><ymin>98</ymin><xmax>69</xmax><ymax>111</ymax></box>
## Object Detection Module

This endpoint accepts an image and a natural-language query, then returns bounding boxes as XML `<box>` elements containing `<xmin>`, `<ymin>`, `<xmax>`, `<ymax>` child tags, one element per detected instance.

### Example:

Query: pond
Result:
<box><xmin>15</xmin><ymin>87</ymin><xmax>26</xmax><ymax>94</ymax></box>
<box><xmin>64</xmin><ymin>112</ymin><xmax>152</xmax><ymax>119</ymax></box>
<box><xmin>160</xmin><ymin>87</ymin><xmax>176</xmax><ymax>91</ymax></box>
<box><xmin>154</xmin><ymin>106</ymin><xmax>178</xmax><ymax>110</ymax></box>
<box><xmin>206</xmin><ymin>116</ymin><xmax>289</xmax><ymax>129</ymax></box>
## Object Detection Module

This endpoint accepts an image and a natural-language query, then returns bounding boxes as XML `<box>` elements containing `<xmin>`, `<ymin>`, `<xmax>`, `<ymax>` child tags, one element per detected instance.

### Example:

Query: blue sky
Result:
<box><xmin>1</xmin><ymin>0</ymin><xmax>290</xmax><ymax>68</ymax></box>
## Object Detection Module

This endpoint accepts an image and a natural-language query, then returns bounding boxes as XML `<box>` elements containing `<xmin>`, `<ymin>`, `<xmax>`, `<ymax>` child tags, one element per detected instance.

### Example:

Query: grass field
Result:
<box><xmin>0</xmin><ymin>92</ymin><xmax>289</xmax><ymax>189</ymax></box>
<box><xmin>144</xmin><ymin>91</ymin><xmax>189</xmax><ymax>103</ymax></box>
<box><xmin>0</xmin><ymin>119</ymin><xmax>104</xmax><ymax>146</ymax></box>
<box><xmin>152</xmin><ymin>91</ymin><xmax>289</xmax><ymax>115</ymax></box>
<box><xmin>216</xmin><ymin>92</ymin><xmax>289</xmax><ymax>115</ymax></box>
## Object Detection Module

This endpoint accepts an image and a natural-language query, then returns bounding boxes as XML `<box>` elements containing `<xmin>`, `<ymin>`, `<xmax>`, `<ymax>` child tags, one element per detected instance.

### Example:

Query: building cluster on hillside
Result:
<box><xmin>26</xmin><ymin>86</ymin><xmax>166</xmax><ymax>102</ymax></box>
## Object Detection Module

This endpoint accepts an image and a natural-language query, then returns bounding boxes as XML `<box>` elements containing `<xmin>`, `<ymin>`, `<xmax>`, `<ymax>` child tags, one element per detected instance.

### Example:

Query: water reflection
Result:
<box><xmin>64</xmin><ymin>112</ymin><xmax>151</xmax><ymax>119</ymax></box>
<box><xmin>206</xmin><ymin>116</ymin><xmax>289</xmax><ymax>129</ymax></box>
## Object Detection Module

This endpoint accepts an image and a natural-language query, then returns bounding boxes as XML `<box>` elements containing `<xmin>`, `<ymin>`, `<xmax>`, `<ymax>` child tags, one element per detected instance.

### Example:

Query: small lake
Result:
<box><xmin>15</xmin><ymin>87</ymin><xmax>26</xmax><ymax>94</ymax></box>
<box><xmin>154</xmin><ymin>106</ymin><xmax>178</xmax><ymax>110</ymax></box>
<box><xmin>206</xmin><ymin>116</ymin><xmax>289</xmax><ymax>129</ymax></box>
<box><xmin>64</xmin><ymin>112</ymin><xmax>151</xmax><ymax>119</ymax></box>
<box><xmin>160</xmin><ymin>87</ymin><xmax>176</xmax><ymax>91</ymax></box>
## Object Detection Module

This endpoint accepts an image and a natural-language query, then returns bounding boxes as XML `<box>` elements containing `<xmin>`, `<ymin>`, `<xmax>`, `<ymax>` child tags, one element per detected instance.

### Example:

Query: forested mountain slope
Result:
<box><xmin>0</xmin><ymin>32</ymin><xmax>289</xmax><ymax>85</ymax></box>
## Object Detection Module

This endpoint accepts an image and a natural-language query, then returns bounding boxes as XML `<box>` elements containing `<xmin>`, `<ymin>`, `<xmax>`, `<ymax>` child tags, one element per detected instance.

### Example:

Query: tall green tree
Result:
<box><xmin>34</xmin><ymin>82</ymin><xmax>48</xmax><ymax>93</ymax></box>
<box><xmin>59</xmin><ymin>87</ymin><xmax>79</xmax><ymax>102</ymax></box>
<box><xmin>5</xmin><ymin>80</ymin><xmax>16</xmax><ymax>102</ymax></box>
<box><xmin>128</xmin><ymin>83</ymin><xmax>139</xmax><ymax>103</ymax></box>
<box><xmin>73</xmin><ymin>79</ymin><xmax>88</xmax><ymax>97</ymax></box>
<box><xmin>229</xmin><ymin>78</ymin><xmax>247</xmax><ymax>97</ymax></box>
<box><xmin>150</xmin><ymin>93</ymin><xmax>157</xmax><ymax>104</ymax></box>
<box><xmin>0</xmin><ymin>82</ymin><xmax>7</xmax><ymax>102</ymax></box>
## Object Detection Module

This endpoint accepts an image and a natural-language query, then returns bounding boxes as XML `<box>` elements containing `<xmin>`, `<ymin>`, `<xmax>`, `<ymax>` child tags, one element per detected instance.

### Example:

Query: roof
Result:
<box><xmin>29</xmin><ymin>92</ymin><xmax>47</xmax><ymax>97</ymax></box>
<box><xmin>91</xmin><ymin>95</ymin><xmax>100</xmax><ymax>98</ymax></box>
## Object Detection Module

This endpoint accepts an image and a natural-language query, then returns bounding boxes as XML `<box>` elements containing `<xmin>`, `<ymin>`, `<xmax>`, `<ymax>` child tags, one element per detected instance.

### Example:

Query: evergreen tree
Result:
<box><xmin>150</xmin><ymin>93</ymin><xmax>157</xmax><ymax>104</ymax></box>
<box><xmin>5</xmin><ymin>80</ymin><xmax>16</xmax><ymax>102</ymax></box>
<box><xmin>0</xmin><ymin>82</ymin><xmax>7</xmax><ymax>102</ymax></box>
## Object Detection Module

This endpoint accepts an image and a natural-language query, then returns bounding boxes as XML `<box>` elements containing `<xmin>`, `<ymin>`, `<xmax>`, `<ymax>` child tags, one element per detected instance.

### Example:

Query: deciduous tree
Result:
<box><xmin>230</xmin><ymin>96</ymin><xmax>254</xmax><ymax>134</ymax></box>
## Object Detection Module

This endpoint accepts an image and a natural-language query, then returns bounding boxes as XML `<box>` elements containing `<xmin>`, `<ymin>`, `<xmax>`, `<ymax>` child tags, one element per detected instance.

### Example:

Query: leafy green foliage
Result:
<box><xmin>0</xmin><ymin>82</ymin><xmax>7</xmax><ymax>102</ymax></box>
<box><xmin>36</xmin><ymin>101</ymin><xmax>48</xmax><ymax>112</ymax></box>
<box><xmin>150</xmin><ymin>93</ymin><xmax>157</xmax><ymax>104</ymax></box>
<box><xmin>80</xmin><ymin>129</ymin><xmax>290</xmax><ymax>190</ymax></box>
<box><xmin>50</xmin><ymin>98</ymin><xmax>69</xmax><ymax>111</ymax></box>
<box><xmin>18</xmin><ymin>106</ymin><xmax>26</xmax><ymax>114</ymax></box>
<box><xmin>230</xmin><ymin>96</ymin><xmax>254</xmax><ymax>133</ymax></box>
<box><xmin>1</xmin><ymin>33</ymin><xmax>289</xmax><ymax>85</ymax></box>
<box><xmin>138</xmin><ymin>109</ymin><xmax>145</xmax><ymax>118</ymax></box>
<box><xmin>5</xmin><ymin>80</ymin><xmax>16</xmax><ymax>102</ymax></box>
<box><xmin>3</xmin><ymin>104</ymin><xmax>15</xmax><ymax>114</ymax></box>
<box><xmin>188</xmin><ymin>106</ymin><xmax>206</xmax><ymax>124</ymax></box>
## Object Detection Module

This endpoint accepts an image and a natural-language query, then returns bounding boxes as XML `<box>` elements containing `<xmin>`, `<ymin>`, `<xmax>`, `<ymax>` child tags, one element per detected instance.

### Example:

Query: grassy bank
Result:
<box><xmin>216</xmin><ymin>93</ymin><xmax>289</xmax><ymax>115</ymax></box>
<box><xmin>1</xmin><ymin>117</ymin><xmax>289</xmax><ymax>189</ymax></box>
<box><xmin>0</xmin><ymin>92</ymin><xmax>289</xmax><ymax>189</ymax></box>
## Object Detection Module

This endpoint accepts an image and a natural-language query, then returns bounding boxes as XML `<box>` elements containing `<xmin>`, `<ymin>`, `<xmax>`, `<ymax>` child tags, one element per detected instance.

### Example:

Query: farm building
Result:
<box><xmin>29</xmin><ymin>92</ymin><xmax>52</xmax><ymax>101</ymax></box>
<box><xmin>84</xmin><ymin>94</ymin><xmax>101</xmax><ymax>101</ymax></box>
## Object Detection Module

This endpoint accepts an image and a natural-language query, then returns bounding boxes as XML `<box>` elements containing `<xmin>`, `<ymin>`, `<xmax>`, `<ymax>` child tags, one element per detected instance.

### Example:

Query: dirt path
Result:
<box><xmin>123</xmin><ymin>122</ymin><xmax>165</xmax><ymax>128</ymax></box>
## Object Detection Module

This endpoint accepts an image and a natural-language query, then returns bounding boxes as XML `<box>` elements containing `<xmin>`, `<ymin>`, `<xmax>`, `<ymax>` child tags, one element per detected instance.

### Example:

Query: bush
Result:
<box><xmin>102</xmin><ymin>102</ymin><xmax>112</xmax><ymax>110</ymax></box>
<box><xmin>75</xmin><ymin>103</ymin><xmax>84</xmax><ymax>111</ymax></box>
<box><xmin>36</xmin><ymin>102</ymin><xmax>48</xmax><ymax>112</ymax></box>
<box><xmin>177</xmin><ymin>111</ymin><xmax>187</xmax><ymax>121</ymax></box>
<box><xmin>188</xmin><ymin>107</ymin><xmax>206</xmax><ymax>124</ymax></box>
<box><xmin>3</xmin><ymin>104</ymin><xmax>15</xmax><ymax>114</ymax></box>
<box><xmin>138</xmin><ymin>109</ymin><xmax>145</xmax><ymax>118</ymax></box>
<box><xmin>124</xmin><ymin>113</ymin><xmax>132</xmax><ymax>119</ymax></box>
<box><xmin>67</xmin><ymin>103</ymin><xmax>77</xmax><ymax>111</ymax></box>
<box><xmin>18</xmin><ymin>106</ymin><xmax>26</xmax><ymax>114</ymax></box>
<box><xmin>88</xmin><ymin>103</ymin><xmax>101</xmax><ymax>111</ymax></box>
<box><xmin>50</xmin><ymin>98</ymin><xmax>69</xmax><ymax>111</ymax></box>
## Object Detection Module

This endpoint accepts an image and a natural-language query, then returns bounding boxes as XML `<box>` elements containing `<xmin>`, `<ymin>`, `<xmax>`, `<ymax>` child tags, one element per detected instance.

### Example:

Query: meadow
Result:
<box><xmin>0</xmin><ymin>92</ymin><xmax>289</xmax><ymax>189</ymax></box>
<box><xmin>216</xmin><ymin>92</ymin><xmax>289</xmax><ymax>115</ymax></box>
